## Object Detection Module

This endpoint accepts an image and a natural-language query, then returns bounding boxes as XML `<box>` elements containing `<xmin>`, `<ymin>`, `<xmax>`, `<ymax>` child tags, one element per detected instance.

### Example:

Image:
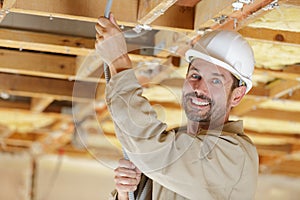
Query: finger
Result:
<box><xmin>109</xmin><ymin>13</ymin><xmax>121</xmax><ymax>30</ymax></box>
<box><xmin>95</xmin><ymin>23</ymin><xmax>105</xmax><ymax>35</ymax></box>
<box><xmin>95</xmin><ymin>33</ymin><xmax>103</xmax><ymax>40</ymax></box>
<box><xmin>115</xmin><ymin>176</ymin><xmax>139</xmax><ymax>185</ymax></box>
<box><xmin>118</xmin><ymin>159</ymin><xmax>136</xmax><ymax>169</ymax></box>
<box><xmin>97</xmin><ymin>16</ymin><xmax>111</xmax><ymax>28</ymax></box>
<box><xmin>114</xmin><ymin>167</ymin><xmax>138</xmax><ymax>178</ymax></box>
<box><xmin>116</xmin><ymin>183</ymin><xmax>137</xmax><ymax>193</ymax></box>
<box><xmin>135</xmin><ymin>167</ymin><xmax>142</xmax><ymax>174</ymax></box>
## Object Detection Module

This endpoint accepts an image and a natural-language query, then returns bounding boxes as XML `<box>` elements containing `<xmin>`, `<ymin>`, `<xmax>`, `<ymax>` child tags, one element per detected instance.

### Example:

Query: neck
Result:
<box><xmin>187</xmin><ymin>115</ymin><xmax>230</xmax><ymax>135</ymax></box>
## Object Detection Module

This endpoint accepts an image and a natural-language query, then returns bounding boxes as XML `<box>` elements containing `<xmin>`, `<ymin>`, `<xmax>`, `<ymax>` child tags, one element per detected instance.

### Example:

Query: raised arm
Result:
<box><xmin>95</xmin><ymin>13</ymin><xmax>132</xmax><ymax>76</ymax></box>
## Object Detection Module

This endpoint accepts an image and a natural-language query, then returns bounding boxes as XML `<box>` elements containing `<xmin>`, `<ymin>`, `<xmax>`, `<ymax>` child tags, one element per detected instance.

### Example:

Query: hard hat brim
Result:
<box><xmin>185</xmin><ymin>49</ymin><xmax>252</xmax><ymax>93</ymax></box>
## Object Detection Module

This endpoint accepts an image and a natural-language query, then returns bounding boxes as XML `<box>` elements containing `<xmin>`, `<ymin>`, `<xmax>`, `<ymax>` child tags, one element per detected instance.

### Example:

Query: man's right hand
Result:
<box><xmin>95</xmin><ymin>13</ymin><xmax>132</xmax><ymax>76</ymax></box>
<box><xmin>114</xmin><ymin>159</ymin><xmax>141</xmax><ymax>200</ymax></box>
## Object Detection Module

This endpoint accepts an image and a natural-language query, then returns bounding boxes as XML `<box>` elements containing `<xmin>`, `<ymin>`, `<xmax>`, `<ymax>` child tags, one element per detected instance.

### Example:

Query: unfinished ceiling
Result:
<box><xmin>0</xmin><ymin>0</ymin><xmax>300</xmax><ymax>182</ymax></box>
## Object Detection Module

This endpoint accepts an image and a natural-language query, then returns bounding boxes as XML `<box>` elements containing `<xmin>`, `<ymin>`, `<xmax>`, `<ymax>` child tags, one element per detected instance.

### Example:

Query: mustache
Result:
<box><xmin>184</xmin><ymin>92</ymin><xmax>213</xmax><ymax>104</ymax></box>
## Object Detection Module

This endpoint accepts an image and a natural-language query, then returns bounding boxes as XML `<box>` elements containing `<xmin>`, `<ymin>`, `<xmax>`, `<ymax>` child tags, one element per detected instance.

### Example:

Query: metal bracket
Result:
<box><xmin>133</xmin><ymin>24</ymin><xmax>152</xmax><ymax>33</ymax></box>
<box><xmin>213</xmin><ymin>15</ymin><xmax>228</xmax><ymax>24</ymax></box>
<box><xmin>263</xmin><ymin>0</ymin><xmax>279</xmax><ymax>11</ymax></box>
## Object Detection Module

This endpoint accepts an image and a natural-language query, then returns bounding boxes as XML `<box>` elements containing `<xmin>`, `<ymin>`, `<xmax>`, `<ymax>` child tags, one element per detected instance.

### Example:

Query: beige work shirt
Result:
<box><xmin>106</xmin><ymin>69</ymin><xmax>258</xmax><ymax>200</ymax></box>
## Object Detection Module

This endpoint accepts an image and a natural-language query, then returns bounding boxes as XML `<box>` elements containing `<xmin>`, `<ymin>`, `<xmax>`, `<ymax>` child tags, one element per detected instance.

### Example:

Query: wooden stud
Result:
<box><xmin>30</xmin><ymin>97</ymin><xmax>54</xmax><ymax>113</ymax></box>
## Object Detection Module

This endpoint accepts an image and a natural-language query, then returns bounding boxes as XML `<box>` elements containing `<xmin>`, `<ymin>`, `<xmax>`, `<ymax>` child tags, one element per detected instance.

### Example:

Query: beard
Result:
<box><xmin>182</xmin><ymin>92</ymin><xmax>230</xmax><ymax>125</ymax></box>
<box><xmin>182</xmin><ymin>92</ymin><xmax>214</xmax><ymax>122</ymax></box>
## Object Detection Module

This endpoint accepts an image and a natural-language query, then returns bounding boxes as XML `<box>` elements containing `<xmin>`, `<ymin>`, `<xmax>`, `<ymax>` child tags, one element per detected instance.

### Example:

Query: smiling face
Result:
<box><xmin>182</xmin><ymin>58</ymin><xmax>245</xmax><ymax>129</ymax></box>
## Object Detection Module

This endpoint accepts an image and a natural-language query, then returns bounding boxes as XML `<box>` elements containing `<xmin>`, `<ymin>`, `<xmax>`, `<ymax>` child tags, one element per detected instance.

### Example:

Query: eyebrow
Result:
<box><xmin>189</xmin><ymin>67</ymin><xmax>226</xmax><ymax>79</ymax></box>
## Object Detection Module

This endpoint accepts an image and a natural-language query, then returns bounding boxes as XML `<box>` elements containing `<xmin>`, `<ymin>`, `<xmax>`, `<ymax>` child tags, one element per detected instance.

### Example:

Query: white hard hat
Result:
<box><xmin>185</xmin><ymin>30</ymin><xmax>255</xmax><ymax>93</ymax></box>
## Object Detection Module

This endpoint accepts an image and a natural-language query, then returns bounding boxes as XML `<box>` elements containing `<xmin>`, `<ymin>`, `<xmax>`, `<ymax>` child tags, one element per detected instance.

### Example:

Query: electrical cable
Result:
<box><xmin>103</xmin><ymin>1</ymin><xmax>135</xmax><ymax>199</ymax></box>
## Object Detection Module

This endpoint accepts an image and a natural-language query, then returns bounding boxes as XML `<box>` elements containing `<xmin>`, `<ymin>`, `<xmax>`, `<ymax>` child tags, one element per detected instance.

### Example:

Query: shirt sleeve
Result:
<box><xmin>106</xmin><ymin>69</ymin><xmax>257</xmax><ymax>200</ymax></box>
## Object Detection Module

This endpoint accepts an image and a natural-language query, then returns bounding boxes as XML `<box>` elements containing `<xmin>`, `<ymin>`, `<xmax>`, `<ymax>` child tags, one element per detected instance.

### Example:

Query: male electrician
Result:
<box><xmin>95</xmin><ymin>13</ymin><xmax>258</xmax><ymax>200</ymax></box>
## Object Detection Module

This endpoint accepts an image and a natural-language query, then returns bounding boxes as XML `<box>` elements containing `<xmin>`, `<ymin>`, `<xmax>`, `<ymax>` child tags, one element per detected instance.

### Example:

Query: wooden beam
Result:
<box><xmin>138</xmin><ymin>2</ymin><xmax>194</xmax><ymax>31</ymax></box>
<box><xmin>267</xmin><ymin>79</ymin><xmax>300</xmax><ymax>99</ymax></box>
<box><xmin>241</xmin><ymin>116</ymin><xmax>300</xmax><ymax>134</ymax></box>
<box><xmin>231</xmin><ymin>96</ymin><xmax>266</xmax><ymax>116</ymax></box>
<box><xmin>0</xmin><ymin>99</ymin><xmax>30</xmax><ymax>110</ymax></box>
<box><xmin>0</xmin><ymin>48</ymin><xmax>76</xmax><ymax>79</ymax></box>
<box><xmin>246</xmin><ymin>129</ymin><xmax>300</xmax><ymax>144</ymax></box>
<box><xmin>75</xmin><ymin>52</ymin><xmax>170</xmax><ymax>80</ymax></box>
<box><xmin>281</xmin><ymin>88</ymin><xmax>300</xmax><ymax>101</ymax></box>
<box><xmin>10</xmin><ymin>0</ymin><xmax>138</xmax><ymax>25</ymax></box>
<box><xmin>218</xmin><ymin>0</ymin><xmax>274</xmax><ymax>30</ymax></box>
<box><xmin>9</xmin><ymin>0</ymin><xmax>193</xmax><ymax>31</ymax></box>
<box><xmin>138</xmin><ymin>0</ymin><xmax>178</xmax><ymax>25</ymax></box>
<box><xmin>255</xmin><ymin>67</ymin><xmax>300</xmax><ymax>82</ymax></box>
<box><xmin>30</xmin><ymin>97</ymin><xmax>54</xmax><ymax>113</ymax></box>
<box><xmin>260</xmin><ymin>157</ymin><xmax>300</xmax><ymax>177</ymax></box>
<box><xmin>195</xmin><ymin>0</ymin><xmax>274</xmax><ymax>31</ymax></box>
<box><xmin>0</xmin><ymin>73</ymin><xmax>105</xmax><ymax>102</ymax></box>
<box><xmin>154</xmin><ymin>30</ymin><xmax>192</xmax><ymax>57</ymax></box>
<box><xmin>239</xmin><ymin>27</ymin><xmax>300</xmax><ymax>46</ymax></box>
<box><xmin>233</xmin><ymin>79</ymin><xmax>300</xmax><ymax>115</ymax></box>
<box><xmin>176</xmin><ymin>0</ymin><xmax>201</xmax><ymax>7</ymax></box>
<box><xmin>245</xmin><ymin>108</ymin><xmax>300</xmax><ymax>123</ymax></box>
<box><xmin>194</xmin><ymin>0</ymin><xmax>235</xmax><ymax>30</ymax></box>
<box><xmin>280</xmin><ymin>0</ymin><xmax>300</xmax><ymax>6</ymax></box>
<box><xmin>0</xmin><ymin>28</ymin><xmax>95</xmax><ymax>55</ymax></box>
<box><xmin>0</xmin><ymin>0</ymin><xmax>16</xmax><ymax>22</ymax></box>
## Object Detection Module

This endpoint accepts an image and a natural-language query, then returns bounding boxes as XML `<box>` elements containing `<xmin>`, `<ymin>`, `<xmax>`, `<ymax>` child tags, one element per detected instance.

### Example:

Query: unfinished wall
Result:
<box><xmin>0</xmin><ymin>153</ymin><xmax>32</xmax><ymax>200</ymax></box>
<box><xmin>33</xmin><ymin>155</ymin><xmax>116</xmax><ymax>200</ymax></box>
<box><xmin>256</xmin><ymin>174</ymin><xmax>300</xmax><ymax>200</ymax></box>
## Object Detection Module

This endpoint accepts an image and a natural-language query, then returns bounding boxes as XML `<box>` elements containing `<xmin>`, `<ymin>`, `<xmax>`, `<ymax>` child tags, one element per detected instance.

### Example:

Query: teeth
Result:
<box><xmin>192</xmin><ymin>99</ymin><xmax>209</xmax><ymax>106</ymax></box>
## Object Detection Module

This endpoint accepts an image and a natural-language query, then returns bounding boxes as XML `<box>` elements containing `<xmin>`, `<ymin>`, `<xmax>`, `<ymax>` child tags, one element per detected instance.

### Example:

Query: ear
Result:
<box><xmin>230</xmin><ymin>86</ymin><xmax>246</xmax><ymax>107</ymax></box>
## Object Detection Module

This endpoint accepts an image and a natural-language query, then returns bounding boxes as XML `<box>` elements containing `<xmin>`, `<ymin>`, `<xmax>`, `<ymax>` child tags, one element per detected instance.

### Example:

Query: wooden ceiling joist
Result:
<box><xmin>0</xmin><ymin>28</ymin><xmax>95</xmax><ymax>56</ymax></box>
<box><xmin>255</xmin><ymin>67</ymin><xmax>300</xmax><ymax>82</ymax></box>
<box><xmin>138</xmin><ymin>0</ymin><xmax>178</xmax><ymax>25</ymax></box>
<box><xmin>194</xmin><ymin>0</ymin><xmax>236</xmax><ymax>30</ymax></box>
<box><xmin>9</xmin><ymin>0</ymin><xmax>138</xmax><ymax>24</ymax></box>
<box><xmin>0</xmin><ymin>99</ymin><xmax>30</xmax><ymax>110</ymax></box>
<box><xmin>246</xmin><ymin>108</ymin><xmax>300</xmax><ymax>123</ymax></box>
<box><xmin>0</xmin><ymin>72</ymin><xmax>105</xmax><ymax>102</ymax></box>
<box><xmin>267</xmin><ymin>79</ymin><xmax>300</xmax><ymax>99</ymax></box>
<box><xmin>176</xmin><ymin>0</ymin><xmax>201</xmax><ymax>7</ymax></box>
<box><xmin>280</xmin><ymin>0</ymin><xmax>300</xmax><ymax>6</ymax></box>
<box><xmin>195</xmin><ymin>0</ymin><xmax>275</xmax><ymax>31</ymax></box>
<box><xmin>6</xmin><ymin>0</ymin><xmax>195</xmax><ymax>31</ymax></box>
<box><xmin>0</xmin><ymin>48</ymin><xmax>77</xmax><ymax>79</ymax></box>
<box><xmin>0</xmin><ymin>0</ymin><xmax>16</xmax><ymax>22</ymax></box>
<box><xmin>239</xmin><ymin>27</ymin><xmax>300</xmax><ymax>46</ymax></box>
<box><xmin>232</xmin><ymin>78</ymin><xmax>300</xmax><ymax>116</ymax></box>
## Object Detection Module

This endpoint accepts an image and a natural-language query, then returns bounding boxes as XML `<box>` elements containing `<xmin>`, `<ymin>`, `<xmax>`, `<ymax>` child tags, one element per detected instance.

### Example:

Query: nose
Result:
<box><xmin>193</xmin><ymin>79</ymin><xmax>209</xmax><ymax>97</ymax></box>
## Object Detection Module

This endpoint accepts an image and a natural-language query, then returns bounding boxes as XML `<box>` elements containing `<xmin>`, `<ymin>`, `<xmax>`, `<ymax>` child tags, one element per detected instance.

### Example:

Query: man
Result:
<box><xmin>95</xmin><ymin>13</ymin><xmax>258</xmax><ymax>200</ymax></box>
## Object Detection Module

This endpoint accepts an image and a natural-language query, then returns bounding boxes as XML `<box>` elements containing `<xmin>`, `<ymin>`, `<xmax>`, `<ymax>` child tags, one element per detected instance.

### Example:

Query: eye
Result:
<box><xmin>211</xmin><ymin>78</ymin><xmax>222</xmax><ymax>85</ymax></box>
<box><xmin>191</xmin><ymin>74</ymin><xmax>201</xmax><ymax>80</ymax></box>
